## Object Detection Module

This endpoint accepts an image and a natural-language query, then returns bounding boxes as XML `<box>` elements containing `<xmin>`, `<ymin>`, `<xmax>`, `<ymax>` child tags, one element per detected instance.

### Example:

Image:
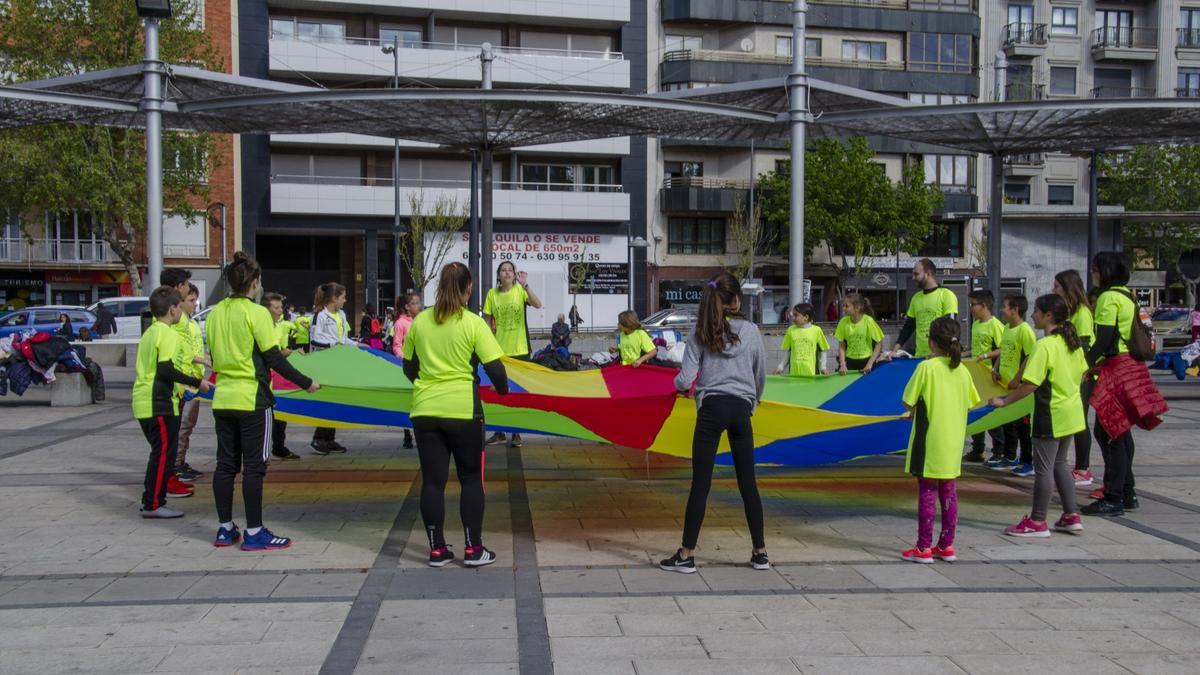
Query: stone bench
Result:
<box><xmin>50</xmin><ymin>372</ymin><xmax>93</xmax><ymax>407</ymax></box>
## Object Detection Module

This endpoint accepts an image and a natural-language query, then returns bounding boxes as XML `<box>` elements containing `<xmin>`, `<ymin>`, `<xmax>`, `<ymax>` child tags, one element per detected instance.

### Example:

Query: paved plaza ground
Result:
<box><xmin>0</xmin><ymin>368</ymin><xmax>1198</xmax><ymax>674</ymax></box>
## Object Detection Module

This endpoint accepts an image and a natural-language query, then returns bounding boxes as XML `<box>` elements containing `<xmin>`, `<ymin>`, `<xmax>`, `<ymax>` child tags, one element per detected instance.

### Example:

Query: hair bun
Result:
<box><xmin>231</xmin><ymin>251</ymin><xmax>249</xmax><ymax>263</ymax></box>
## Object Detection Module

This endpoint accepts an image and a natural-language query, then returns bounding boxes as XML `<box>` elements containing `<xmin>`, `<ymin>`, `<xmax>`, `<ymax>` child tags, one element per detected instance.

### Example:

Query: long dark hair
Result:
<box><xmin>928</xmin><ymin>316</ymin><xmax>962</xmax><ymax>368</ymax></box>
<box><xmin>1054</xmin><ymin>269</ymin><xmax>1090</xmax><ymax>315</ymax></box>
<box><xmin>1092</xmin><ymin>251</ymin><xmax>1130</xmax><ymax>289</ymax></box>
<box><xmin>694</xmin><ymin>271</ymin><xmax>742</xmax><ymax>353</ymax></box>
<box><xmin>1036</xmin><ymin>294</ymin><xmax>1082</xmax><ymax>352</ymax></box>
<box><xmin>435</xmin><ymin>262</ymin><xmax>472</xmax><ymax>324</ymax></box>
<box><xmin>225</xmin><ymin>251</ymin><xmax>261</xmax><ymax>295</ymax></box>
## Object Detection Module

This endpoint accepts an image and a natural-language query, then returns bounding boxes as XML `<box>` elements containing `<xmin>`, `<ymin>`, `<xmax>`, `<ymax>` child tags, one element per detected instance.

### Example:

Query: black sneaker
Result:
<box><xmin>963</xmin><ymin>449</ymin><xmax>986</xmax><ymax>463</ymax></box>
<box><xmin>310</xmin><ymin>441</ymin><xmax>330</xmax><ymax>455</ymax></box>
<box><xmin>1081</xmin><ymin>499</ymin><xmax>1124</xmax><ymax>517</ymax></box>
<box><xmin>429</xmin><ymin>545</ymin><xmax>455</xmax><ymax>568</ymax></box>
<box><xmin>1124</xmin><ymin>495</ymin><xmax>1140</xmax><ymax>511</ymax></box>
<box><xmin>463</xmin><ymin>546</ymin><xmax>496</xmax><ymax>567</ymax></box>
<box><xmin>659</xmin><ymin>549</ymin><xmax>696</xmax><ymax>574</ymax></box>
<box><xmin>508</xmin><ymin>433</ymin><xmax>523</xmax><ymax>448</ymax></box>
<box><xmin>750</xmin><ymin>552</ymin><xmax>770</xmax><ymax>571</ymax></box>
<box><xmin>272</xmin><ymin>447</ymin><xmax>301</xmax><ymax>461</ymax></box>
<box><xmin>485</xmin><ymin>433</ymin><xmax>506</xmax><ymax>446</ymax></box>
<box><xmin>402</xmin><ymin>431</ymin><xmax>414</xmax><ymax>450</ymax></box>
<box><xmin>177</xmin><ymin>462</ymin><xmax>204</xmax><ymax>479</ymax></box>
<box><xmin>325</xmin><ymin>441</ymin><xmax>348</xmax><ymax>454</ymax></box>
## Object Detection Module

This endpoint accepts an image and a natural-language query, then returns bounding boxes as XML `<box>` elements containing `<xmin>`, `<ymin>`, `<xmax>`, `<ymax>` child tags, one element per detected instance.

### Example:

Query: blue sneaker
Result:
<box><xmin>1011</xmin><ymin>462</ymin><xmax>1036</xmax><ymax>477</ymax></box>
<box><xmin>240</xmin><ymin>527</ymin><xmax>292</xmax><ymax>551</ymax></box>
<box><xmin>984</xmin><ymin>456</ymin><xmax>1013</xmax><ymax>471</ymax></box>
<box><xmin>213</xmin><ymin>524</ymin><xmax>241</xmax><ymax>548</ymax></box>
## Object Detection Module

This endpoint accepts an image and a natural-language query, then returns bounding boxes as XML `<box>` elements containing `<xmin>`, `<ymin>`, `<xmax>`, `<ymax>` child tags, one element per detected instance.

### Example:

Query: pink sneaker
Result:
<box><xmin>931</xmin><ymin>545</ymin><xmax>957</xmax><ymax>562</ymax></box>
<box><xmin>1072</xmin><ymin>469</ymin><xmax>1094</xmax><ymax>486</ymax></box>
<box><xmin>1054</xmin><ymin>513</ymin><xmax>1084</xmax><ymax>534</ymax></box>
<box><xmin>900</xmin><ymin>546</ymin><xmax>934</xmax><ymax>563</ymax></box>
<box><xmin>1005</xmin><ymin>515</ymin><xmax>1050</xmax><ymax>538</ymax></box>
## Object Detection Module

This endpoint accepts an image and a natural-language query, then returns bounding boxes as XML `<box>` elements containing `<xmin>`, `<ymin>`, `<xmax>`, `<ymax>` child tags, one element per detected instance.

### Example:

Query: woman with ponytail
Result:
<box><xmin>899</xmin><ymin>316</ymin><xmax>979</xmax><ymax>563</ymax></box>
<box><xmin>308</xmin><ymin>282</ymin><xmax>352</xmax><ymax>455</ymax></box>
<box><xmin>660</xmin><ymin>272</ymin><xmax>768</xmax><ymax>574</ymax></box>
<box><xmin>990</xmin><ymin>294</ymin><xmax>1087</xmax><ymax>538</ymax></box>
<box><xmin>1054</xmin><ymin>269</ymin><xmax>1097</xmax><ymax>486</ymax></box>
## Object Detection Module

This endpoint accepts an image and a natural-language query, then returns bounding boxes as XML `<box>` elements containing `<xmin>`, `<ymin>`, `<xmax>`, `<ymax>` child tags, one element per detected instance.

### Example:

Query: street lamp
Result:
<box><xmin>627</xmin><ymin>231</ymin><xmax>649</xmax><ymax>312</ymax></box>
<box><xmin>134</xmin><ymin>0</ymin><xmax>172</xmax><ymax>18</ymax></box>
<box><xmin>382</xmin><ymin>37</ymin><xmax>401</xmax><ymax>303</ymax></box>
<box><xmin>137</xmin><ymin>0</ymin><xmax>172</xmax><ymax>293</ymax></box>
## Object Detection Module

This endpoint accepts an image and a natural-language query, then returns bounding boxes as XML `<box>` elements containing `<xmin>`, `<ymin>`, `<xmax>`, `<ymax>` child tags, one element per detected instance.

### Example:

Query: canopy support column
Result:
<box><xmin>142</xmin><ymin>17</ymin><xmax>164</xmax><ymax>291</ymax></box>
<box><xmin>988</xmin><ymin>152</ymin><xmax>1004</xmax><ymax>314</ymax></box>
<box><xmin>788</xmin><ymin>0</ymin><xmax>809</xmax><ymax>306</ymax></box>
<box><xmin>1087</xmin><ymin>150</ymin><xmax>1099</xmax><ymax>279</ymax></box>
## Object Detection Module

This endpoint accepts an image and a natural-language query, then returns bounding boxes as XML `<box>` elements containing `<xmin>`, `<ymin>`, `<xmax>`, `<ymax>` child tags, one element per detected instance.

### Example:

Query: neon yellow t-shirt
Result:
<box><xmin>1022</xmin><ymin>333</ymin><xmax>1088</xmax><ymax>439</ymax></box>
<box><xmin>1070</xmin><ymin>305</ymin><xmax>1095</xmax><ymax>344</ymax></box>
<box><xmin>902</xmin><ymin>356</ymin><xmax>980</xmax><ymax>479</ymax></box>
<box><xmin>1094</xmin><ymin>287</ymin><xmax>1135</xmax><ymax>355</ymax></box>
<box><xmin>132</xmin><ymin>320</ymin><xmax>181</xmax><ymax>418</ymax></box>
<box><xmin>483</xmin><ymin>284</ymin><xmax>530</xmax><ymax>357</ymax></box>
<box><xmin>205</xmin><ymin>297</ymin><xmax>280</xmax><ymax>411</ymax></box>
<box><xmin>403</xmin><ymin>308</ymin><xmax>505</xmax><ymax>420</ymax></box>
<box><xmin>834</xmin><ymin>315</ymin><xmax>884</xmax><ymax>361</ymax></box>
<box><xmin>906</xmin><ymin>287</ymin><xmax>959</xmax><ymax>357</ymax></box>
<box><xmin>971</xmin><ymin>316</ymin><xmax>1005</xmax><ymax>366</ymax></box>
<box><xmin>619</xmin><ymin>328</ymin><xmax>656</xmax><ymax>365</ymax></box>
<box><xmin>781</xmin><ymin>324</ymin><xmax>829</xmax><ymax>377</ymax></box>
<box><xmin>172</xmin><ymin>313</ymin><xmax>205</xmax><ymax>384</ymax></box>
<box><xmin>294</xmin><ymin>315</ymin><xmax>311</xmax><ymax>345</ymax></box>
<box><xmin>273</xmin><ymin>318</ymin><xmax>296</xmax><ymax>351</ymax></box>
<box><xmin>997</xmin><ymin>321</ymin><xmax>1037</xmax><ymax>384</ymax></box>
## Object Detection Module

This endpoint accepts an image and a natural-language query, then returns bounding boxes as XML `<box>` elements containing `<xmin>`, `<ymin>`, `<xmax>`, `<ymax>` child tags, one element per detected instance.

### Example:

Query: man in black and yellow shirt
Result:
<box><xmin>133</xmin><ymin>287</ymin><xmax>211</xmax><ymax>519</ymax></box>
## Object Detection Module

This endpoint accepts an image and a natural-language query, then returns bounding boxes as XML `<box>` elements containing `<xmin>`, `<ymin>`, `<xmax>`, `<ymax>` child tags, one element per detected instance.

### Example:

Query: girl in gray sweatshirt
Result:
<box><xmin>661</xmin><ymin>272</ymin><xmax>769</xmax><ymax>574</ymax></box>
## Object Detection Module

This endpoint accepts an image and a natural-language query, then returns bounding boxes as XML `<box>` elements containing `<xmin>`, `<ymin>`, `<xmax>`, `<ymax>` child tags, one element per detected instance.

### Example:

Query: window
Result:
<box><xmin>908</xmin><ymin>33</ymin><xmax>971</xmax><ymax>72</ymax></box>
<box><xmin>166</xmin><ymin>145</ymin><xmax>208</xmax><ymax>184</ymax></box>
<box><xmin>520</xmin><ymin>163</ymin><xmax>616</xmax><ymax>191</ymax></box>
<box><xmin>163</xmin><ymin>214</ymin><xmax>207</xmax><ymax>259</ymax></box>
<box><xmin>0</xmin><ymin>313</ymin><xmax>26</xmax><ymax>328</ymax></box>
<box><xmin>805</xmin><ymin>38</ymin><xmax>821</xmax><ymax>58</ymax></box>
<box><xmin>665</xmin><ymin>34</ymin><xmax>702</xmax><ymax>52</ymax></box>
<box><xmin>380</xmin><ymin>25</ymin><xmax>423</xmax><ymax>48</ymax></box>
<box><xmin>581</xmin><ymin>166</ymin><xmax>616</xmax><ymax>192</ymax></box>
<box><xmin>841</xmin><ymin>40</ymin><xmax>886</xmax><ymax>62</ymax></box>
<box><xmin>1051</xmin><ymin>7</ymin><xmax>1078</xmax><ymax>35</ymax></box>
<box><xmin>1048</xmin><ymin>184</ymin><xmax>1074</xmax><ymax>205</ymax></box>
<box><xmin>923</xmin><ymin>154</ymin><xmax>971</xmax><ymax>190</ymax></box>
<box><xmin>661</xmin><ymin>82</ymin><xmax>716</xmax><ymax>91</ymax></box>
<box><xmin>909</xmin><ymin>93</ymin><xmax>971</xmax><ymax>104</ymax></box>
<box><xmin>920</xmin><ymin>223</ymin><xmax>964</xmax><ymax>258</ymax></box>
<box><xmin>664</xmin><ymin>161</ymin><xmax>704</xmax><ymax>179</ymax></box>
<box><xmin>1180</xmin><ymin>68</ymin><xmax>1200</xmax><ymax>96</ymax></box>
<box><xmin>432</xmin><ymin>25</ymin><xmax>503</xmax><ymax>47</ymax></box>
<box><xmin>774</xmin><ymin>159</ymin><xmax>790</xmax><ymax>176</ymax></box>
<box><xmin>1096</xmin><ymin>10</ymin><xmax>1133</xmax><ymax>47</ymax></box>
<box><xmin>668</xmin><ymin>217</ymin><xmax>725</xmax><ymax>255</ymax></box>
<box><xmin>1182</xmin><ymin>9</ymin><xmax>1200</xmax><ymax>47</ymax></box>
<box><xmin>1049</xmin><ymin>67</ymin><xmax>1076</xmax><ymax>95</ymax></box>
<box><xmin>521</xmin><ymin>32</ymin><xmax>615</xmax><ymax>56</ymax></box>
<box><xmin>1004</xmin><ymin>183</ymin><xmax>1031</xmax><ymax>204</ymax></box>
<box><xmin>775</xmin><ymin>36</ymin><xmax>792</xmax><ymax>57</ymax></box>
<box><xmin>1008</xmin><ymin>4</ymin><xmax>1034</xmax><ymax>25</ymax></box>
<box><xmin>270</xmin><ymin>17</ymin><xmax>345</xmax><ymax>42</ymax></box>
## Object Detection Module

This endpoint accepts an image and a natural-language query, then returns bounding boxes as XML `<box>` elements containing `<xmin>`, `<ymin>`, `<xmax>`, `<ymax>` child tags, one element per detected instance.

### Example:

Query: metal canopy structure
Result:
<box><xmin>654</xmin><ymin>76</ymin><xmax>916</xmax><ymax>118</ymax></box>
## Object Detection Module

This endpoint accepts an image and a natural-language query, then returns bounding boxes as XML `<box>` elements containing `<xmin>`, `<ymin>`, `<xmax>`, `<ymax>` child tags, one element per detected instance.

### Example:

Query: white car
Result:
<box><xmin>88</xmin><ymin>296</ymin><xmax>149</xmax><ymax>339</ymax></box>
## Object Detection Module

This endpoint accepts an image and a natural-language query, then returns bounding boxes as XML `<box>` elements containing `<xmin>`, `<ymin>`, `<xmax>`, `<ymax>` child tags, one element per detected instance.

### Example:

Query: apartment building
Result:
<box><xmin>980</xmin><ymin>0</ymin><xmax>1200</xmax><ymax>305</ymax></box>
<box><xmin>235</xmin><ymin>0</ymin><xmax>644</xmax><ymax>328</ymax></box>
<box><xmin>0</xmin><ymin>0</ymin><xmax>237</xmax><ymax>310</ymax></box>
<box><xmin>650</xmin><ymin>0</ymin><xmax>983</xmax><ymax>321</ymax></box>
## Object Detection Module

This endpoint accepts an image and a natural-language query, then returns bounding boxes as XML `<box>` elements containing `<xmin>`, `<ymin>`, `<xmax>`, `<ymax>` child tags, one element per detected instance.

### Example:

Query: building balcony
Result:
<box><xmin>269</xmin><ymin>133</ymin><xmax>630</xmax><ymax>157</ymax></box>
<box><xmin>0</xmin><ymin>238</ymin><xmax>121</xmax><ymax>265</ymax></box>
<box><xmin>1002</xmin><ymin>23</ymin><xmax>1047</xmax><ymax>58</ymax></box>
<box><xmin>1179</xmin><ymin>28</ymin><xmax>1200</xmax><ymax>50</ymax></box>
<box><xmin>1177</xmin><ymin>87</ymin><xmax>1200</xmax><ymax>98</ymax></box>
<box><xmin>660</xmin><ymin>177</ymin><xmax>757</xmax><ymax>214</ymax></box>
<box><xmin>935</xmin><ymin>190</ymin><xmax>977</xmax><ymax>215</ymax></box>
<box><xmin>1090</xmin><ymin>86</ymin><xmax>1157</xmax><ymax>98</ymax></box>
<box><xmin>296</xmin><ymin>0</ymin><xmax>628</xmax><ymax>26</ymax></box>
<box><xmin>1003</xmin><ymin>153</ymin><xmax>1044</xmax><ymax>177</ymax></box>
<box><xmin>270</xmin><ymin>176</ymin><xmax>630</xmax><ymax>222</ymax></box>
<box><xmin>662</xmin><ymin>0</ymin><xmax>978</xmax><ymax>27</ymax></box>
<box><xmin>1091</xmin><ymin>27</ymin><xmax>1159</xmax><ymax>61</ymax></box>
<box><xmin>268</xmin><ymin>37</ymin><xmax>629</xmax><ymax>90</ymax></box>
<box><xmin>1004</xmin><ymin>82</ymin><xmax>1045</xmax><ymax>101</ymax></box>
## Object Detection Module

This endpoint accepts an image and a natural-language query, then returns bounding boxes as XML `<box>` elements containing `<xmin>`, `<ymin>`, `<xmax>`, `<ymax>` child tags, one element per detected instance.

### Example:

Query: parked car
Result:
<box><xmin>0</xmin><ymin>306</ymin><xmax>96</xmax><ymax>339</ymax></box>
<box><xmin>640</xmin><ymin>308</ymin><xmax>697</xmax><ymax>329</ymax></box>
<box><xmin>1152</xmin><ymin>307</ymin><xmax>1192</xmax><ymax>349</ymax></box>
<box><xmin>87</xmin><ymin>296</ymin><xmax>149</xmax><ymax>339</ymax></box>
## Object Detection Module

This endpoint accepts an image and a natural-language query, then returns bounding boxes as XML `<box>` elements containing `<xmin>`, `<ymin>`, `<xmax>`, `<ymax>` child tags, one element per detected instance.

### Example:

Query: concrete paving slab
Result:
<box><xmin>88</xmin><ymin>574</ymin><xmax>203</xmax><ymax>602</ymax></box>
<box><xmin>181</xmin><ymin>573</ymin><xmax>285</xmax><ymax>600</ymax></box>
<box><xmin>699</xmin><ymin>631</ymin><xmax>862</xmax><ymax>658</ymax></box>
<box><xmin>1105</xmin><ymin>654</ymin><xmax>1200</xmax><ymax>674</ymax></box>
<box><xmin>270</xmin><ymin>572</ymin><xmax>366</xmax><ymax>598</ymax></box>
<box><xmin>616</xmin><ymin>611</ymin><xmax>766</xmax><ymax>636</ymax></box>
<box><xmin>546</xmin><ymin>613</ymin><xmax>622</xmax><ymax>637</ymax></box>
<box><xmin>618</xmin><ymin>567</ymin><xmax>711</xmax><ymax>593</ymax></box>
<box><xmin>947</xmin><ymin>654</ymin><xmax>1132</xmax><ymax>674</ymax></box>
<box><xmin>774</xmin><ymin>563</ymin><xmax>877</xmax><ymax>590</ymax></box>
<box><xmin>990</xmin><ymin>629</ymin><xmax>1169</xmax><ymax>654</ymax></box>
<box><xmin>848</xmin><ymin>630</ymin><xmax>1017</xmax><ymax>656</ymax></box>
<box><xmin>851</xmin><ymin>564</ymin><xmax>959</xmax><ymax>589</ymax></box>
<box><xmin>634</xmin><ymin>659</ymin><xmax>802</xmax><ymax>674</ymax></box>
<box><xmin>0</xmin><ymin>575</ymin><xmax>115</xmax><ymax>605</ymax></box>
<box><xmin>794</xmin><ymin>655</ymin><xmax>966</xmax><ymax>675</ymax></box>
<box><xmin>550</xmin><ymin>635</ymin><xmax>708</xmax><ymax>660</ymax></box>
<box><xmin>755</xmin><ymin>609</ymin><xmax>909</xmax><ymax>632</ymax></box>
<box><xmin>1083</xmin><ymin>563</ymin><xmax>1199</xmax><ymax>588</ymax></box>
<box><xmin>1028</xmin><ymin>608</ymin><xmax>1195</xmax><ymax>630</ymax></box>
<box><xmin>696</xmin><ymin>566</ymin><xmax>793</xmax><ymax>591</ymax></box>
<box><xmin>540</xmin><ymin>568</ymin><xmax>627</xmax><ymax>595</ymax></box>
<box><xmin>1007</xmin><ymin>563</ymin><xmax>1122</xmax><ymax>589</ymax></box>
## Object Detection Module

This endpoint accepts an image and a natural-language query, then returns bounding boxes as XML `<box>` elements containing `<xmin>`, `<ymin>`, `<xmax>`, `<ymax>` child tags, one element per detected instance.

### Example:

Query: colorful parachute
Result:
<box><xmin>263</xmin><ymin>345</ymin><xmax>1030</xmax><ymax>467</ymax></box>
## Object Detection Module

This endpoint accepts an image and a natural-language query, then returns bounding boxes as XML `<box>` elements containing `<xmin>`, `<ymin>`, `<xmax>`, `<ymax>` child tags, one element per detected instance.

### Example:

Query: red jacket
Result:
<box><xmin>1090</xmin><ymin>353</ymin><xmax>1168</xmax><ymax>438</ymax></box>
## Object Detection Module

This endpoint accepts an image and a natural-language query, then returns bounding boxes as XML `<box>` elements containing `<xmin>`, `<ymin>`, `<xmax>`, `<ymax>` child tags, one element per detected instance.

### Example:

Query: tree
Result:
<box><xmin>759</xmin><ymin>137</ymin><xmax>945</xmax><ymax>300</ymax></box>
<box><xmin>728</xmin><ymin>190</ymin><xmax>775</xmax><ymax>282</ymax></box>
<box><xmin>567</xmin><ymin>247</ymin><xmax>593</xmax><ymax>319</ymax></box>
<box><xmin>1098</xmin><ymin>145</ymin><xmax>1200</xmax><ymax>305</ymax></box>
<box><xmin>402</xmin><ymin>192</ymin><xmax>468</xmax><ymax>293</ymax></box>
<box><xmin>0</xmin><ymin>1</ymin><xmax>218</xmax><ymax>294</ymax></box>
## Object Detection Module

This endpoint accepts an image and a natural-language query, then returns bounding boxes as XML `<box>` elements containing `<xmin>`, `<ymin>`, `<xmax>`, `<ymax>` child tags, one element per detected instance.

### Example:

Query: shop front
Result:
<box><xmin>44</xmin><ymin>270</ymin><xmax>132</xmax><ymax>306</ymax></box>
<box><xmin>0</xmin><ymin>271</ymin><xmax>46</xmax><ymax>311</ymax></box>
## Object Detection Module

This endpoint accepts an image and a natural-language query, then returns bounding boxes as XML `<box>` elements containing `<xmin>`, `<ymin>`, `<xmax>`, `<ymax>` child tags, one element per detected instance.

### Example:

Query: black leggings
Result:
<box><xmin>213</xmin><ymin>408</ymin><xmax>271</xmax><ymax>528</ymax></box>
<box><xmin>682</xmin><ymin>395</ymin><xmax>765</xmax><ymax>550</ymax></box>
<box><xmin>845</xmin><ymin>356</ymin><xmax>870</xmax><ymax>371</ymax></box>
<box><xmin>1096</xmin><ymin>423</ymin><xmax>1135</xmax><ymax>502</ymax></box>
<box><xmin>1073</xmin><ymin>378</ymin><xmax>1095</xmax><ymax>470</ymax></box>
<box><xmin>413</xmin><ymin>416</ymin><xmax>486</xmax><ymax>549</ymax></box>
<box><xmin>1002</xmin><ymin>417</ymin><xmax>1032</xmax><ymax>464</ymax></box>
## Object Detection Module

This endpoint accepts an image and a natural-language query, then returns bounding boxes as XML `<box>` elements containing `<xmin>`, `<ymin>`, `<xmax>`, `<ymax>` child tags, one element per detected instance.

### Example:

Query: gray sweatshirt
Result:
<box><xmin>674</xmin><ymin>318</ymin><xmax>767</xmax><ymax>411</ymax></box>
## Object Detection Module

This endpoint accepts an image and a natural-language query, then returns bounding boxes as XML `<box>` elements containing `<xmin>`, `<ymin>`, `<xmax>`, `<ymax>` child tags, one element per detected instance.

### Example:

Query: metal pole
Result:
<box><xmin>392</xmin><ymin>36</ymin><xmax>403</xmax><ymax>301</ymax></box>
<box><xmin>748</xmin><ymin>139</ymin><xmax>756</xmax><ymax>282</ymax></box>
<box><xmin>480</xmin><ymin>44</ymin><xmax>495</xmax><ymax>302</ymax></box>
<box><xmin>988</xmin><ymin>152</ymin><xmax>1004</xmax><ymax>315</ymax></box>
<box><xmin>219</xmin><ymin>203</ymin><xmax>227</xmax><ymax>294</ymax></box>
<box><xmin>627</xmin><ymin>221</ymin><xmax>633</xmax><ymax>311</ymax></box>
<box><xmin>142</xmin><ymin>17</ymin><xmax>164</xmax><ymax>291</ymax></box>
<box><xmin>895</xmin><ymin>232</ymin><xmax>901</xmax><ymax>320</ymax></box>
<box><xmin>468</xmin><ymin>150</ymin><xmax>480</xmax><ymax>311</ymax></box>
<box><xmin>788</xmin><ymin>0</ymin><xmax>809</xmax><ymax>306</ymax></box>
<box><xmin>1087</xmin><ymin>150</ymin><xmax>1099</xmax><ymax>282</ymax></box>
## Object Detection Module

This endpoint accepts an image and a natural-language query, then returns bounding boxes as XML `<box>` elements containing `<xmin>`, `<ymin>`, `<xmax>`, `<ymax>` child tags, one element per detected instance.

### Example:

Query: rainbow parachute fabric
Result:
<box><xmin>265</xmin><ymin>345</ymin><xmax>1030</xmax><ymax>467</ymax></box>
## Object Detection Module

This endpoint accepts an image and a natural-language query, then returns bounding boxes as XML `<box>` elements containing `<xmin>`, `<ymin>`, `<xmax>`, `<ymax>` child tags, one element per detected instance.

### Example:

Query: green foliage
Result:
<box><xmin>0</xmin><ymin>0</ymin><xmax>219</xmax><ymax>292</ymax></box>
<box><xmin>759</xmin><ymin>137</ymin><xmax>945</xmax><ymax>293</ymax></box>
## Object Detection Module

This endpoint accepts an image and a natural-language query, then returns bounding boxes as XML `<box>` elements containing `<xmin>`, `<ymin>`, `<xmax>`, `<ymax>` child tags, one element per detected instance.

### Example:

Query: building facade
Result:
<box><xmin>234</xmin><ymin>0</ymin><xmax>645</xmax><ymax>329</ymax></box>
<box><xmin>648</xmin><ymin>0</ymin><xmax>984</xmax><ymax>321</ymax></box>
<box><xmin>980</xmin><ymin>0</ymin><xmax>1200</xmax><ymax>306</ymax></box>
